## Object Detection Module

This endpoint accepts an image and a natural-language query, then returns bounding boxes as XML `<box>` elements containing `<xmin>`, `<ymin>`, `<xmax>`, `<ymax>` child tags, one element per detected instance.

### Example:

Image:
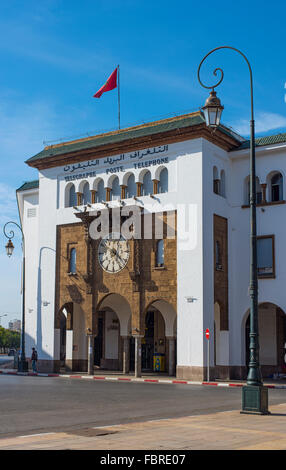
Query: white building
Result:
<box><xmin>16</xmin><ymin>111</ymin><xmax>286</xmax><ymax>380</ymax></box>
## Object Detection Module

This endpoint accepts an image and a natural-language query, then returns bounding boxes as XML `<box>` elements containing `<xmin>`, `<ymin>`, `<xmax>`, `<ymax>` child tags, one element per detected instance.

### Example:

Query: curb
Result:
<box><xmin>1</xmin><ymin>369</ymin><xmax>286</xmax><ymax>389</ymax></box>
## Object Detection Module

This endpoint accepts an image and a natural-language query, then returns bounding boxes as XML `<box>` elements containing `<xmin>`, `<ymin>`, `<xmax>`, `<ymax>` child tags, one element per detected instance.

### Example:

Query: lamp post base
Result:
<box><xmin>18</xmin><ymin>360</ymin><xmax>28</xmax><ymax>373</ymax></box>
<box><xmin>241</xmin><ymin>385</ymin><xmax>270</xmax><ymax>415</ymax></box>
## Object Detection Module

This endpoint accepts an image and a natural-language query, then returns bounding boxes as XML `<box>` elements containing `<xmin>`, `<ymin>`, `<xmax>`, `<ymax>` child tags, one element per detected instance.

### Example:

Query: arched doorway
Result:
<box><xmin>244</xmin><ymin>302</ymin><xmax>286</xmax><ymax>378</ymax></box>
<box><xmin>94</xmin><ymin>308</ymin><xmax>121</xmax><ymax>370</ymax></box>
<box><xmin>94</xmin><ymin>294</ymin><xmax>132</xmax><ymax>372</ymax></box>
<box><xmin>142</xmin><ymin>309</ymin><xmax>166</xmax><ymax>372</ymax></box>
<box><xmin>141</xmin><ymin>300</ymin><xmax>177</xmax><ymax>375</ymax></box>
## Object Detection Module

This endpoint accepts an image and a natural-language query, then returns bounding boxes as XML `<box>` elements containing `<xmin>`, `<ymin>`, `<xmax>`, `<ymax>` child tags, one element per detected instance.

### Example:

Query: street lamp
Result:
<box><xmin>197</xmin><ymin>46</ymin><xmax>269</xmax><ymax>414</ymax></box>
<box><xmin>3</xmin><ymin>221</ymin><xmax>28</xmax><ymax>372</ymax></box>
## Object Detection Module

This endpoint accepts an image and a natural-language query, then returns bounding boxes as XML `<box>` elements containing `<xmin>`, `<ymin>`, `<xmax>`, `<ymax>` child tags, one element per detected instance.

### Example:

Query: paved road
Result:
<box><xmin>0</xmin><ymin>355</ymin><xmax>12</xmax><ymax>364</ymax></box>
<box><xmin>0</xmin><ymin>375</ymin><xmax>285</xmax><ymax>438</ymax></box>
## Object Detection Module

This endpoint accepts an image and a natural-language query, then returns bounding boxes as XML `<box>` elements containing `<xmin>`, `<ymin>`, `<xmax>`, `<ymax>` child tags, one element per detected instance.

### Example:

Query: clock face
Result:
<box><xmin>98</xmin><ymin>233</ymin><xmax>130</xmax><ymax>273</ymax></box>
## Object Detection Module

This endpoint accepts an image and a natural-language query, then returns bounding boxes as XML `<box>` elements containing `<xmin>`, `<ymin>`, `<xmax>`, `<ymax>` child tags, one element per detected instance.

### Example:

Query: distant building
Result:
<box><xmin>8</xmin><ymin>319</ymin><xmax>21</xmax><ymax>333</ymax></box>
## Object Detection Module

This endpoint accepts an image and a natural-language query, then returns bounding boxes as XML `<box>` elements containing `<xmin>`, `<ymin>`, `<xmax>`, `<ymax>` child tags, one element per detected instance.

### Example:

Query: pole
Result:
<box><xmin>197</xmin><ymin>46</ymin><xmax>269</xmax><ymax>414</ymax></box>
<box><xmin>207</xmin><ymin>338</ymin><xmax>210</xmax><ymax>382</ymax></box>
<box><xmin>117</xmin><ymin>64</ymin><xmax>120</xmax><ymax>130</ymax></box>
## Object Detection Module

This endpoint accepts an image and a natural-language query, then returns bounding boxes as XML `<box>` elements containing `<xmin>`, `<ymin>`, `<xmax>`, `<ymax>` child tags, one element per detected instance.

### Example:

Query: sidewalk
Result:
<box><xmin>1</xmin><ymin>402</ymin><xmax>286</xmax><ymax>450</ymax></box>
<box><xmin>1</xmin><ymin>367</ymin><xmax>286</xmax><ymax>389</ymax></box>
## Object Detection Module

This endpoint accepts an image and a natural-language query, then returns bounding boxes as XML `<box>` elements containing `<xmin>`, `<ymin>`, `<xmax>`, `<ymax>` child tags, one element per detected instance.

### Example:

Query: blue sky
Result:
<box><xmin>0</xmin><ymin>0</ymin><xmax>286</xmax><ymax>327</ymax></box>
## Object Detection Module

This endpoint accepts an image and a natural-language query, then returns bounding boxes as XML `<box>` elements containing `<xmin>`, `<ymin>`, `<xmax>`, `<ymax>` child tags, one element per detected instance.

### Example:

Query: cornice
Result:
<box><xmin>26</xmin><ymin>123</ymin><xmax>240</xmax><ymax>171</ymax></box>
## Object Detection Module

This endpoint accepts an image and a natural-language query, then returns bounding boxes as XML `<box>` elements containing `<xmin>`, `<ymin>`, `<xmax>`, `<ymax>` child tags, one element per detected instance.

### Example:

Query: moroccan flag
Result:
<box><xmin>93</xmin><ymin>67</ymin><xmax>118</xmax><ymax>98</ymax></box>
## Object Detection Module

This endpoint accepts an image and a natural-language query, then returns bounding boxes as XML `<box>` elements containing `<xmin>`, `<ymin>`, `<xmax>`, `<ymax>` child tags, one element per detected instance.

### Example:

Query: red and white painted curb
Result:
<box><xmin>1</xmin><ymin>369</ymin><xmax>286</xmax><ymax>389</ymax></box>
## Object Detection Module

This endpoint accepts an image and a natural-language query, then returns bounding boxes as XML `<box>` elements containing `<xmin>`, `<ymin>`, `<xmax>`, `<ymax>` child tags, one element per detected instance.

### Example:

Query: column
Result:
<box><xmin>122</xmin><ymin>336</ymin><xmax>130</xmax><ymax>374</ymax></box>
<box><xmin>106</xmin><ymin>187</ymin><xmax>111</xmax><ymax>201</ymax></box>
<box><xmin>152</xmin><ymin>179</ymin><xmax>159</xmax><ymax>195</ymax></box>
<box><xmin>261</xmin><ymin>183</ymin><xmax>267</xmax><ymax>204</ymax></box>
<box><xmin>87</xmin><ymin>333</ymin><xmax>94</xmax><ymax>375</ymax></box>
<box><xmin>120</xmin><ymin>185</ymin><xmax>127</xmax><ymax>200</ymax></box>
<box><xmin>134</xmin><ymin>335</ymin><xmax>143</xmax><ymax>377</ymax></box>
<box><xmin>167</xmin><ymin>336</ymin><xmax>176</xmax><ymax>376</ymax></box>
<box><xmin>76</xmin><ymin>192</ymin><xmax>83</xmax><ymax>206</ymax></box>
<box><xmin>91</xmin><ymin>190</ymin><xmax>97</xmax><ymax>204</ymax></box>
<box><xmin>136</xmin><ymin>182</ymin><xmax>142</xmax><ymax>197</ymax></box>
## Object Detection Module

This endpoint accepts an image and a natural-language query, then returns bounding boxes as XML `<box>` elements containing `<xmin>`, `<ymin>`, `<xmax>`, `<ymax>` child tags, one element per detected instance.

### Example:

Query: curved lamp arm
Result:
<box><xmin>197</xmin><ymin>46</ymin><xmax>254</xmax><ymax>120</ymax></box>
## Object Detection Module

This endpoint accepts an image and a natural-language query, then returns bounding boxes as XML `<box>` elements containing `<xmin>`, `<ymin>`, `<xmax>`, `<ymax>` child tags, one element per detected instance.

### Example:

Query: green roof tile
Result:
<box><xmin>16</xmin><ymin>180</ymin><xmax>39</xmax><ymax>192</ymax></box>
<box><xmin>26</xmin><ymin>113</ymin><xmax>206</xmax><ymax>163</ymax></box>
<box><xmin>236</xmin><ymin>132</ymin><xmax>286</xmax><ymax>150</ymax></box>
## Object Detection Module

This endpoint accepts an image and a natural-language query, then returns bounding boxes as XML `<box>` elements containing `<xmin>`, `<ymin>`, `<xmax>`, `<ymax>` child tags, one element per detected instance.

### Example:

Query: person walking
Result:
<box><xmin>31</xmin><ymin>347</ymin><xmax>38</xmax><ymax>373</ymax></box>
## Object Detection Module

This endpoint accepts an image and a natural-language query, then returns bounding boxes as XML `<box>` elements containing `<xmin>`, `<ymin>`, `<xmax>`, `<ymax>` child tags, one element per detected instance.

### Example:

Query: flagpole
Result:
<box><xmin>118</xmin><ymin>64</ymin><xmax>120</xmax><ymax>130</ymax></box>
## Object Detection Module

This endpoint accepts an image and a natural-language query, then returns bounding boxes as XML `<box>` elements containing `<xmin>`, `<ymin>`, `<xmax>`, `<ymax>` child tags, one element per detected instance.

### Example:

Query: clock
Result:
<box><xmin>98</xmin><ymin>232</ymin><xmax>130</xmax><ymax>273</ymax></box>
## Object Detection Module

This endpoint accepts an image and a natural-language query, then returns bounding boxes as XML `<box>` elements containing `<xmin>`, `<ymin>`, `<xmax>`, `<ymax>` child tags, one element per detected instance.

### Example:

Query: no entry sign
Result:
<box><xmin>205</xmin><ymin>328</ymin><xmax>210</xmax><ymax>340</ymax></box>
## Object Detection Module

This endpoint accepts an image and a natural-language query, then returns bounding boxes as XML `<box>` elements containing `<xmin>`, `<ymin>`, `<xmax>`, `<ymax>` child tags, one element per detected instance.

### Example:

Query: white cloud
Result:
<box><xmin>231</xmin><ymin>112</ymin><xmax>286</xmax><ymax>136</ymax></box>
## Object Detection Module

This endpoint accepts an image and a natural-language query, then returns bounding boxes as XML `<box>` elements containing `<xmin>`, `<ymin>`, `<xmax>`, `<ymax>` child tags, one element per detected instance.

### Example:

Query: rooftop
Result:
<box><xmin>25</xmin><ymin>111</ymin><xmax>243</xmax><ymax>167</ymax></box>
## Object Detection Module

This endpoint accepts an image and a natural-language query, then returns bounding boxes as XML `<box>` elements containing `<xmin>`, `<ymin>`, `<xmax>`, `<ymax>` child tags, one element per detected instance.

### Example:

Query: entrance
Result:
<box><xmin>142</xmin><ymin>311</ymin><xmax>154</xmax><ymax>371</ymax></box>
<box><xmin>94</xmin><ymin>316</ymin><xmax>103</xmax><ymax>367</ymax></box>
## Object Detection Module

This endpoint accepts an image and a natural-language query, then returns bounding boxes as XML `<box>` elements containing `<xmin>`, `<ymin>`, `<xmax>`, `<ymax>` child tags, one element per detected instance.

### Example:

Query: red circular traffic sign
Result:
<box><xmin>205</xmin><ymin>328</ymin><xmax>210</xmax><ymax>340</ymax></box>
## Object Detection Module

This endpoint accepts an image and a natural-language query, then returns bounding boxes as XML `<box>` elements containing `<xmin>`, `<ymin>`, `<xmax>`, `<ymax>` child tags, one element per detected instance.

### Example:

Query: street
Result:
<box><xmin>0</xmin><ymin>374</ymin><xmax>286</xmax><ymax>440</ymax></box>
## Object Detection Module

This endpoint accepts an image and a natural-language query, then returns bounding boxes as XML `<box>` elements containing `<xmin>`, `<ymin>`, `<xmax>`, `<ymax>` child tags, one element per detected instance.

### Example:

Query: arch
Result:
<box><xmin>65</xmin><ymin>183</ymin><xmax>77</xmax><ymax>208</ymax></box>
<box><xmin>220</xmin><ymin>169</ymin><xmax>226</xmax><ymax>197</ymax></box>
<box><xmin>158</xmin><ymin>167</ymin><xmax>168</xmax><ymax>193</ymax></box>
<box><xmin>144</xmin><ymin>299</ymin><xmax>177</xmax><ymax>337</ymax></box>
<box><xmin>96</xmin><ymin>293</ymin><xmax>132</xmax><ymax>337</ymax></box>
<box><xmin>80</xmin><ymin>181</ymin><xmax>91</xmax><ymax>204</ymax></box>
<box><xmin>267</xmin><ymin>171</ymin><xmax>284</xmax><ymax>202</ymax></box>
<box><xmin>94</xmin><ymin>178</ymin><xmax>105</xmax><ymax>203</ymax></box>
<box><xmin>142</xmin><ymin>170</ymin><xmax>153</xmax><ymax>196</ymax></box>
<box><xmin>125</xmin><ymin>173</ymin><xmax>137</xmax><ymax>198</ymax></box>
<box><xmin>110</xmin><ymin>176</ymin><xmax>121</xmax><ymax>201</ymax></box>
<box><xmin>244</xmin><ymin>175</ymin><xmax>262</xmax><ymax>205</ymax></box>
<box><xmin>242</xmin><ymin>302</ymin><xmax>286</xmax><ymax>377</ymax></box>
<box><xmin>213</xmin><ymin>166</ymin><xmax>220</xmax><ymax>194</ymax></box>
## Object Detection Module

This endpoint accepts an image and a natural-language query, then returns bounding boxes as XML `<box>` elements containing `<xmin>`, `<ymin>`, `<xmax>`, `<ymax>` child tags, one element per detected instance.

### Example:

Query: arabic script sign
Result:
<box><xmin>63</xmin><ymin>145</ymin><xmax>169</xmax><ymax>173</ymax></box>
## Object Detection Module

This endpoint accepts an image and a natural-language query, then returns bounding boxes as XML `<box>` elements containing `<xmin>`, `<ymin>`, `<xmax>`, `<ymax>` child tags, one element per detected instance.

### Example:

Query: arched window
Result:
<box><xmin>245</xmin><ymin>176</ymin><xmax>262</xmax><ymax>205</ymax></box>
<box><xmin>68</xmin><ymin>184</ymin><xmax>77</xmax><ymax>207</ymax></box>
<box><xmin>126</xmin><ymin>174</ymin><xmax>136</xmax><ymax>198</ymax></box>
<box><xmin>220</xmin><ymin>170</ymin><xmax>226</xmax><ymax>198</ymax></box>
<box><xmin>111</xmin><ymin>176</ymin><xmax>121</xmax><ymax>201</ymax></box>
<box><xmin>158</xmin><ymin>168</ymin><xmax>168</xmax><ymax>193</ymax></box>
<box><xmin>156</xmin><ymin>240</ymin><xmax>164</xmax><ymax>267</ymax></box>
<box><xmin>271</xmin><ymin>172</ymin><xmax>283</xmax><ymax>202</ymax></box>
<box><xmin>213</xmin><ymin>167</ymin><xmax>220</xmax><ymax>195</ymax></box>
<box><xmin>69</xmin><ymin>248</ymin><xmax>76</xmax><ymax>274</ymax></box>
<box><xmin>142</xmin><ymin>171</ymin><xmax>153</xmax><ymax>196</ymax></box>
<box><xmin>96</xmin><ymin>179</ymin><xmax>105</xmax><ymax>203</ymax></box>
<box><xmin>82</xmin><ymin>182</ymin><xmax>91</xmax><ymax>205</ymax></box>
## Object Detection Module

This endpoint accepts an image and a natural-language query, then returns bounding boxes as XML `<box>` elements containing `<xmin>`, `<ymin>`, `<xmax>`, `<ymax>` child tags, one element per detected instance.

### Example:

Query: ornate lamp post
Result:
<box><xmin>197</xmin><ymin>46</ymin><xmax>269</xmax><ymax>414</ymax></box>
<box><xmin>3</xmin><ymin>221</ymin><xmax>28</xmax><ymax>372</ymax></box>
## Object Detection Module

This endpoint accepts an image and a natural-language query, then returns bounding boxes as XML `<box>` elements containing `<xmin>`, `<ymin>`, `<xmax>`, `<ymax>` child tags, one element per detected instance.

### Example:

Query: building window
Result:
<box><xmin>82</xmin><ymin>182</ymin><xmax>91</xmax><ymax>205</ymax></box>
<box><xmin>257</xmin><ymin>236</ymin><xmax>275</xmax><ymax>278</ymax></box>
<box><xmin>111</xmin><ymin>176</ymin><xmax>121</xmax><ymax>201</ymax></box>
<box><xmin>271</xmin><ymin>172</ymin><xmax>283</xmax><ymax>202</ymax></box>
<box><xmin>126</xmin><ymin>174</ymin><xmax>136</xmax><ymax>198</ymax></box>
<box><xmin>69</xmin><ymin>248</ymin><xmax>77</xmax><ymax>274</ymax></box>
<box><xmin>213</xmin><ymin>166</ymin><xmax>220</xmax><ymax>195</ymax></box>
<box><xmin>156</xmin><ymin>240</ymin><xmax>164</xmax><ymax>267</ymax></box>
<box><xmin>158</xmin><ymin>168</ymin><xmax>168</xmax><ymax>193</ymax></box>
<box><xmin>215</xmin><ymin>240</ymin><xmax>222</xmax><ymax>270</ymax></box>
<box><xmin>245</xmin><ymin>176</ymin><xmax>262</xmax><ymax>205</ymax></box>
<box><xmin>142</xmin><ymin>171</ymin><xmax>153</xmax><ymax>196</ymax></box>
<box><xmin>68</xmin><ymin>184</ymin><xmax>77</xmax><ymax>207</ymax></box>
<box><xmin>220</xmin><ymin>170</ymin><xmax>226</xmax><ymax>198</ymax></box>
